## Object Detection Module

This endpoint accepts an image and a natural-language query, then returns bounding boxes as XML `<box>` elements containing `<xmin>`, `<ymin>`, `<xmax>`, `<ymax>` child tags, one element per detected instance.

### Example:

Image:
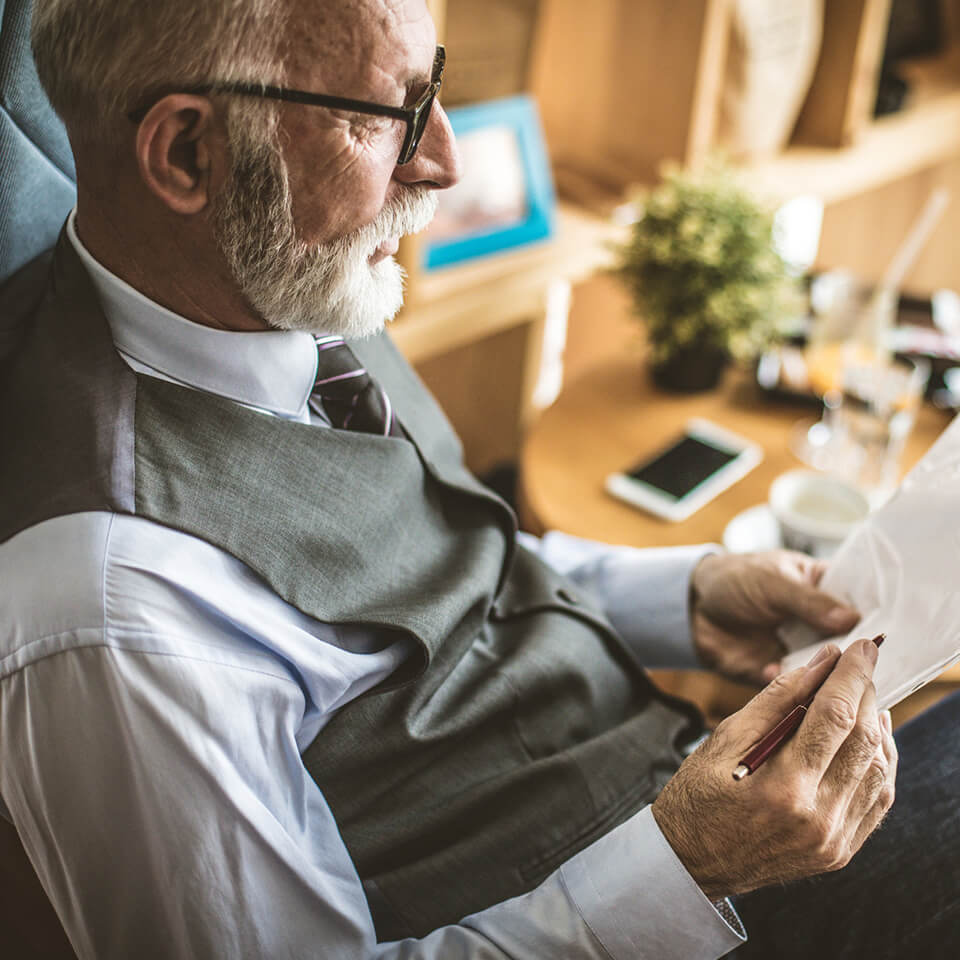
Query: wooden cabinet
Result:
<box><xmin>530</xmin><ymin>0</ymin><xmax>733</xmax><ymax>186</ymax></box>
<box><xmin>530</xmin><ymin>0</ymin><xmax>960</xmax><ymax>295</ymax></box>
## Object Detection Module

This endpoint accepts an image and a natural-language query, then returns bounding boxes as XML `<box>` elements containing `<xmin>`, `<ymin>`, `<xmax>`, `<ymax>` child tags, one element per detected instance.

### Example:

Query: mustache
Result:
<box><xmin>346</xmin><ymin>187</ymin><xmax>438</xmax><ymax>255</ymax></box>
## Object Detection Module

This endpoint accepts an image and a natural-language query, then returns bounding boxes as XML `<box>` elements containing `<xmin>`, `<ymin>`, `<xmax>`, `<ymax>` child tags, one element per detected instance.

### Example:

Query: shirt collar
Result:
<box><xmin>66</xmin><ymin>210</ymin><xmax>318</xmax><ymax>419</ymax></box>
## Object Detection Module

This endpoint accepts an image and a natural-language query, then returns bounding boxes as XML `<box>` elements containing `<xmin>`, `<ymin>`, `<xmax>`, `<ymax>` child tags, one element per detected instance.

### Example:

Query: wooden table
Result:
<box><xmin>520</xmin><ymin>354</ymin><xmax>959</xmax><ymax>722</ymax></box>
<box><xmin>521</xmin><ymin>355</ymin><xmax>951</xmax><ymax>544</ymax></box>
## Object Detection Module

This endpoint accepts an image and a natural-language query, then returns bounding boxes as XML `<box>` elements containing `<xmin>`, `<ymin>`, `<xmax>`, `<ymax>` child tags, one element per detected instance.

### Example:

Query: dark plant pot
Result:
<box><xmin>650</xmin><ymin>345</ymin><xmax>730</xmax><ymax>393</ymax></box>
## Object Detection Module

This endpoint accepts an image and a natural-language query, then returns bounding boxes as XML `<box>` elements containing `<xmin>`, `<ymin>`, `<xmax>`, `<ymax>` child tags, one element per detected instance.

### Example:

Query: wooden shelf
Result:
<box><xmin>392</xmin><ymin>203</ymin><xmax>628</xmax><ymax>363</ymax></box>
<box><xmin>553</xmin><ymin>80</ymin><xmax>960</xmax><ymax>216</ymax></box>
<box><xmin>745</xmin><ymin>81</ymin><xmax>960</xmax><ymax>205</ymax></box>
<box><xmin>530</xmin><ymin>2</ymin><xmax>960</xmax><ymax>266</ymax></box>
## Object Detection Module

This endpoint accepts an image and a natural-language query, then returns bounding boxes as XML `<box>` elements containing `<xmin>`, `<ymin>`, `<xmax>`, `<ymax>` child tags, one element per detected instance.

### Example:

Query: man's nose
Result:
<box><xmin>393</xmin><ymin>101</ymin><xmax>462</xmax><ymax>190</ymax></box>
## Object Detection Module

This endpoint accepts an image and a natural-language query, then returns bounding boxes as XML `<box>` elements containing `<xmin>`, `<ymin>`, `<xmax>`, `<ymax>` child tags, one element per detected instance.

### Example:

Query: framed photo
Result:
<box><xmin>421</xmin><ymin>94</ymin><xmax>556</xmax><ymax>271</ymax></box>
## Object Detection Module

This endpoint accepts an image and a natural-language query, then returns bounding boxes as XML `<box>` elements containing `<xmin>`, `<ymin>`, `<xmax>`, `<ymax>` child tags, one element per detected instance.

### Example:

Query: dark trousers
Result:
<box><xmin>732</xmin><ymin>690</ymin><xmax>960</xmax><ymax>959</ymax></box>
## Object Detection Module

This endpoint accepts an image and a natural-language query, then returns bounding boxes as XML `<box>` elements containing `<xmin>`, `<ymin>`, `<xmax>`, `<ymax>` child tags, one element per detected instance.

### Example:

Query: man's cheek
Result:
<box><xmin>295</xmin><ymin>162</ymin><xmax>391</xmax><ymax>243</ymax></box>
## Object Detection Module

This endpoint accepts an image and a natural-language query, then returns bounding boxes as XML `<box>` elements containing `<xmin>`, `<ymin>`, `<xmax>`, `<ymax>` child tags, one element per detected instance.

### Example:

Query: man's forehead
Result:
<box><xmin>285</xmin><ymin>0</ymin><xmax>435</xmax><ymax>90</ymax></box>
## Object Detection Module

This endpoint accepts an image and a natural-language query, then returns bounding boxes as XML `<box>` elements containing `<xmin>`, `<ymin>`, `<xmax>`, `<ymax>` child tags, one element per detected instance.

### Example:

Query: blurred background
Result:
<box><xmin>393</xmin><ymin>0</ymin><xmax>960</xmax><ymax>723</ymax></box>
<box><xmin>398</xmin><ymin>0</ymin><xmax>959</xmax><ymax>466</ymax></box>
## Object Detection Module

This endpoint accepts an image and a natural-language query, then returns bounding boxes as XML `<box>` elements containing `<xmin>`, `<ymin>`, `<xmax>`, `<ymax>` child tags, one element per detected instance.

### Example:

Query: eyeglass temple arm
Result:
<box><xmin>127</xmin><ymin>84</ymin><xmax>411</xmax><ymax>124</ymax></box>
<box><xmin>126</xmin><ymin>44</ymin><xmax>444</xmax><ymax>124</ymax></box>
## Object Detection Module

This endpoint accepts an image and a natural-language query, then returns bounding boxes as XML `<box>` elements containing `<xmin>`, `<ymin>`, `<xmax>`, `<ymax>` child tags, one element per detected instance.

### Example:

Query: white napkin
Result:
<box><xmin>780</xmin><ymin>413</ymin><xmax>960</xmax><ymax>708</ymax></box>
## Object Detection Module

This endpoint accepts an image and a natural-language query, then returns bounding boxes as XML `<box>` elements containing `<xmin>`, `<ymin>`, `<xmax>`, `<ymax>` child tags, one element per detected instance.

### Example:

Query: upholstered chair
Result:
<box><xmin>1</xmin><ymin>1</ymin><xmax>79</xmax><ymax>955</ymax></box>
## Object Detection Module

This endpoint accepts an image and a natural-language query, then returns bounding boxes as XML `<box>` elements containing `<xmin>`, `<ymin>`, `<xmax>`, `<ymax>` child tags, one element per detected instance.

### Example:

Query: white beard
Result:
<box><xmin>213</xmin><ymin>126</ymin><xmax>437</xmax><ymax>339</ymax></box>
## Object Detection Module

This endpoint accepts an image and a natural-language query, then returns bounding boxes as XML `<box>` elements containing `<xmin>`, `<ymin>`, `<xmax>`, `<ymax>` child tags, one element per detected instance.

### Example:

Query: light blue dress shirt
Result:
<box><xmin>0</xmin><ymin>213</ymin><xmax>746</xmax><ymax>959</ymax></box>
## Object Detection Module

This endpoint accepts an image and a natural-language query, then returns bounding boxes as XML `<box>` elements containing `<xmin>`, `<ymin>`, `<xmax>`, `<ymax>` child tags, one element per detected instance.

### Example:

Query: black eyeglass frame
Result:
<box><xmin>127</xmin><ymin>44</ymin><xmax>445</xmax><ymax>165</ymax></box>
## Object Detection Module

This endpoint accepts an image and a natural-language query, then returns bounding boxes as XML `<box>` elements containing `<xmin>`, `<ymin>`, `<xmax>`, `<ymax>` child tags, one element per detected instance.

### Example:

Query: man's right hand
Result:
<box><xmin>651</xmin><ymin>639</ymin><xmax>897</xmax><ymax>900</ymax></box>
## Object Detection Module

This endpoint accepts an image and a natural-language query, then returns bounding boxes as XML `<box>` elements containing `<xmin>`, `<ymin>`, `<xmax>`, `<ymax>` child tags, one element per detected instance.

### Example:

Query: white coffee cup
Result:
<box><xmin>768</xmin><ymin>469</ymin><xmax>870</xmax><ymax>558</ymax></box>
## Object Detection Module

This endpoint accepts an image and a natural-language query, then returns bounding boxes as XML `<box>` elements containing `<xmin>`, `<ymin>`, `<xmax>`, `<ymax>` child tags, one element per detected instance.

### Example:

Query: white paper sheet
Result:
<box><xmin>779</xmin><ymin>413</ymin><xmax>960</xmax><ymax>708</ymax></box>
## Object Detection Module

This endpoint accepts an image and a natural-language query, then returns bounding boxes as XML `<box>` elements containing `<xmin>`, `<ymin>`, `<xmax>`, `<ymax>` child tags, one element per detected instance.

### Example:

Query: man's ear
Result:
<box><xmin>134</xmin><ymin>95</ymin><xmax>221</xmax><ymax>215</ymax></box>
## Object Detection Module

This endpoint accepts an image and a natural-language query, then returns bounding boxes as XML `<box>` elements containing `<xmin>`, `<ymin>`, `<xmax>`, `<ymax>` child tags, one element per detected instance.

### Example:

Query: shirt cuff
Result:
<box><xmin>523</xmin><ymin>530</ymin><xmax>721</xmax><ymax>669</ymax></box>
<box><xmin>559</xmin><ymin>805</ymin><xmax>747</xmax><ymax>960</ymax></box>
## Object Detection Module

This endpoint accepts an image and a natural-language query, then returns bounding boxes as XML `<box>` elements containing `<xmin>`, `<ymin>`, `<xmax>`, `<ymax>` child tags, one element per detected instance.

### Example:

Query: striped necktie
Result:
<box><xmin>310</xmin><ymin>335</ymin><xmax>402</xmax><ymax>438</ymax></box>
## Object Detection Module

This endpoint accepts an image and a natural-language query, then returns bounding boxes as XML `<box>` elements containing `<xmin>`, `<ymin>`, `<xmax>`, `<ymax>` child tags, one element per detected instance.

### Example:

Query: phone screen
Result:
<box><xmin>627</xmin><ymin>435</ymin><xmax>739</xmax><ymax>501</ymax></box>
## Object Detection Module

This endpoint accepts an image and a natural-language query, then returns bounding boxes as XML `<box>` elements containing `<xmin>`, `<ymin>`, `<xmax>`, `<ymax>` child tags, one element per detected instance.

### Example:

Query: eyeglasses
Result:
<box><xmin>127</xmin><ymin>45</ymin><xmax>445</xmax><ymax>165</ymax></box>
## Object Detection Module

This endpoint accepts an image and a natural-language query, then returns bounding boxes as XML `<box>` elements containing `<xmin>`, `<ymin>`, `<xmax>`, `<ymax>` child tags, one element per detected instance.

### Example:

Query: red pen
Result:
<box><xmin>732</xmin><ymin>633</ymin><xmax>886</xmax><ymax>781</ymax></box>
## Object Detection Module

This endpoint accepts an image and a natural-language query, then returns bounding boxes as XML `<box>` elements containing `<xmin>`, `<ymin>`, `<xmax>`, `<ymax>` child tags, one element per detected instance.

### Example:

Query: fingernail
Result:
<box><xmin>825</xmin><ymin>606</ymin><xmax>857</xmax><ymax>631</ymax></box>
<box><xmin>806</xmin><ymin>645</ymin><xmax>833</xmax><ymax>668</ymax></box>
<box><xmin>861</xmin><ymin>638</ymin><xmax>879</xmax><ymax>663</ymax></box>
<box><xmin>881</xmin><ymin>710</ymin><xmax>892</xmax><ymax>733</ymax></box>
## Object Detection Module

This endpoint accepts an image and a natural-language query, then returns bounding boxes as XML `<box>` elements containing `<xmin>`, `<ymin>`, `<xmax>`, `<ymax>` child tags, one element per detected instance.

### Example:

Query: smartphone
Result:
<box><xmin>605</xmin><ymin>418</ymin><xmax>763</xmax><ymax>522</ymax></box>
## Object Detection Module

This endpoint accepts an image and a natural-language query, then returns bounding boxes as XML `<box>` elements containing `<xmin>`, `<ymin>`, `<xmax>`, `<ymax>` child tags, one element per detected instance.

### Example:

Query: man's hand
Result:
<box><xmin>690</xmin><ymin>550</ymin><xmax>860</xmax><ymax>684</ymax></box>
<box><xmin>651</xmin><ymin>640</ymin><xmax>897</xmax><ymax>900</ymax></box>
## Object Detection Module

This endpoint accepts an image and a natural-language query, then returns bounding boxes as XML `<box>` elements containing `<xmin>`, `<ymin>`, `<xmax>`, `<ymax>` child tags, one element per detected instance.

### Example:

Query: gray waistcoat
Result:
<box><xmin>0</xmin><ymin>237</ymin><xmax>702</xmax><ymax>940</ymax></box>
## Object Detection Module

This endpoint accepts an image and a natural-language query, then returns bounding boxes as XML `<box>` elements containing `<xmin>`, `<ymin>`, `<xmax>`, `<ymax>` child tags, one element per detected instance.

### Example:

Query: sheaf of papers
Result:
<box><xmin>780</xmin><ymin>413</ymin><xmax>960</xmax><ymax>709</ymax></box>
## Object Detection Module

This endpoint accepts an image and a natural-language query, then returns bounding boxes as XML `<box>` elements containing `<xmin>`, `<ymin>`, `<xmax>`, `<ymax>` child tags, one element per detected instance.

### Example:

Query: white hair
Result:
<box><xmin>31</xmin><ymin>0</ymin><xmax>288</xmax><ymax>142</ymax></box>
<box><xmin>32</xmin><ymin>0</ymin><xmax>435</xmax><ymax>336</ymax></box>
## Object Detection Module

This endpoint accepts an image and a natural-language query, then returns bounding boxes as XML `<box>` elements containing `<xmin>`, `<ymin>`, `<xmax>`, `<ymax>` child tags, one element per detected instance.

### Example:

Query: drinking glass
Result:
<box><xmin>793</xmin><ymin>275</ymin><xmax>930</xmax><ymax>505</ymax></box>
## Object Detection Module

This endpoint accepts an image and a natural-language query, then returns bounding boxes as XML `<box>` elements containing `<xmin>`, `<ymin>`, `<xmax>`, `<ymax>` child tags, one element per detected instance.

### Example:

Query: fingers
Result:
<box><xmin>723</xmin><ymin>643</ymin><xmax>842</xmax><ymax>749</ymax></box>
<box><xmin>818</xmin><ymin>676</ymin><xmax>882</xmax><ymax>807</ymax></box>
<box><xmin>693</xmin><ymin>616</ymin><xmax>785</xmax><ymax>686</ymax></box>
<box><xmin>789</xmin><ymin>638</ymin><xmax>878</xmax><ymax>777</ymax></box>
<box><xmin>653</xmin><ymin>666</ymin><xmax>895</xmax><ymax>898</ymax></box>
<box><xmin>761</xmin><ymin>661</ymin><xmax>781</xmax><ymax>684</ymax></box>
<box><xmin>766</xmin><ymin>565</ymin><xmax>860</xmax><ymax>636</ymax></box>
<box><xmin>692</xmin><ymin>551</ymin><xmax>859</xmax><ymax>636</ymax></box>
<box><xmin>848</xmin><ymin>710</ymin><xmax>898</xmax><ymax>853</ymax></box>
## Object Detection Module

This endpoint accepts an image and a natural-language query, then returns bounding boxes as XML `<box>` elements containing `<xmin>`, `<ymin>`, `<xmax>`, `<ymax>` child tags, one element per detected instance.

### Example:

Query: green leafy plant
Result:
<box><xmin>616</xmin><ymin>163</ymin><xmax>799</xmax><ymax>366</ymax></box>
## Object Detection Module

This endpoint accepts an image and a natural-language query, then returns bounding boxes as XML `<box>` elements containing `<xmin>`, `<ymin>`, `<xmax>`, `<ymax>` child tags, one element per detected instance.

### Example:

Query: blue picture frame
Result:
<box><xmin>423</xmin><ymin>94</ymin><xmax>556</xmax><ymax>271</ymax></box>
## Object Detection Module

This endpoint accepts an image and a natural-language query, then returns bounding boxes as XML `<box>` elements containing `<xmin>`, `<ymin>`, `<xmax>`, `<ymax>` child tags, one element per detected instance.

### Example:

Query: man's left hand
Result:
<box><xmin>690</xmin><ymin>550</ymin><xmax>860</xmax><ymax>685</ymax></box>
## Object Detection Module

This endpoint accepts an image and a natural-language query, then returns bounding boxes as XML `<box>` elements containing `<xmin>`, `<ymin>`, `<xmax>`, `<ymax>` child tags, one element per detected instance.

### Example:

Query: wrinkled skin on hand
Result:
<box><xmin>652</xmin><ymin>641</ymin><xmax>897</xmax><ymax>900</ymax></box>
<box><xmin>690</xmin><ymin>550</ymin><xmax>861</xmax><ymax>685</ymax></box>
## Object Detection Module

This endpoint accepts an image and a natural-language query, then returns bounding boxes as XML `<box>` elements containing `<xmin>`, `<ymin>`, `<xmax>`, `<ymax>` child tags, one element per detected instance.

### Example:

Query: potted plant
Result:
<box><xmin>616</xmin><ymin>163</ymin><xmax>798</xmax><ymax>392</ymax></box>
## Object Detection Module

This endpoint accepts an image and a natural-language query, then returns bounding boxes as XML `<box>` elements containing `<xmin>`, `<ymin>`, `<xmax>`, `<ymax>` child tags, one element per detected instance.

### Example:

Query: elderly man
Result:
<box><xmin>0</xmin><ymin>0</ymin><xmax>957</xmax><ymax>957</ymax></box>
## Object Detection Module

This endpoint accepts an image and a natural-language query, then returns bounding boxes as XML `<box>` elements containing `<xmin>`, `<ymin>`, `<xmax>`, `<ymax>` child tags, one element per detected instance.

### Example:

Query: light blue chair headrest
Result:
<box><xmin>0</xmin><ymin>0</ymin><xmax>77</xmax><ymax>286</ymax></box>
